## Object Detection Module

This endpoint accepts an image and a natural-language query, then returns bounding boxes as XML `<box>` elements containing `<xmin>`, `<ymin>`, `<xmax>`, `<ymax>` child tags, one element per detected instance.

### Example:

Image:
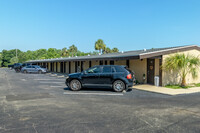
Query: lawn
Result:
<box><xmin>165</xmin><ymin>83</ymin><xmax>200</xmax><ymax>89</ymax></box>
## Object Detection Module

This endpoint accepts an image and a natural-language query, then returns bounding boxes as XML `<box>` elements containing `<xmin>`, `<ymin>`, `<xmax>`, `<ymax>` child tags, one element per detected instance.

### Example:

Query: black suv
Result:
<box><xmin>14</xmin><ymin>63</ymin><xmax>31</xmax><ymax>72</ymax></box>
<box><xmin>65</xmin><ymin>65</ymin><xmax>135</xmax><ymax>92</ymax></box>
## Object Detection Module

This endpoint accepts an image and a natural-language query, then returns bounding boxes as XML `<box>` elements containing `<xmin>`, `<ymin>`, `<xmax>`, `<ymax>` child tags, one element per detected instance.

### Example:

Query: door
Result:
<box><xmin>98</xmin><ymin>66</ymin><xmax>113</xmax><ymax>86</ymax></box>
<box><xmin>64</xmin><ymin>62</ymin><xmax>66</xmax><ymax>73</ymax></box>
<box><xmin>147</xmin><ymin>59</ymin><xmax>155</xmax><ymax>84</ymax></box>
<box><xmin>26</xmin><ymin>66</ymin><xmax>32</xmax><ymax>72</ymax></box>
<box><xmin>99</xmin><ymin>60</ymin><xmax>103</xmax><ymax>65</ymax></box>
<box><xmin>110</xmin><ymin>60</ymin><xmax>114</xmax><ymax>65</ymax></box>
<box><xmin>82</xmin><ymin>66</ymin><xmax>101</xmax><ymax>85</ymax></box>
<box><xmin>30</xmin><ymin>66</ymin><xmax>36</xmax><ymax>73</ymax></box>
<box><xmin>60</xmin><ymin>62</ymin><xmax>63</xmax><ymax>73</ymax></box>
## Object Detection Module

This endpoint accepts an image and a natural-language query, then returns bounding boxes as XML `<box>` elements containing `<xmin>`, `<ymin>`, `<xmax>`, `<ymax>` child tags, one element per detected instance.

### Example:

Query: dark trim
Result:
<box><xmin>147</xmin><ymin>59</ymin><xmax>155</xmax><ymax>85</ymax></box>
<box><xmin>81</xmin><ymin>61</ymin><xmax>83</xmax><ymax>72</ymax></box>
<box><xmin>26</xmin><ymin>45</ymin><xmax>200</xmax><ymax>63</ymax></box>
<box><xmin>56</xmin><ymin>62</ymin><xmax>57</xmax><ymax>72</ymax></box>
<box><xmin>126</xmin><ymin>60</ymin><xmax>130</xmax><ymax>68</ymax></box>
<box><xmin>89</xmin><ymin>61</ymin><xmax>91</xmax><ymax>68</ymax></box>
<box><xmin>64</xmin><ymin>62</ymin><xmax>66</xmax><ymax>73</ymax></box>
<box><xmin>99</xmin><ymin>60</ymin><xmax>103</xmax><ymax>65</ymax></box>
<box><xmin>69</xmin><ymin>61</ymin><xmax>71</xmax><ymax>73</ymax></box>
<box><xmin>83</xmin><ymin>84</ymin><xmax>112</xmax><ymax>87</ymax></box>
<box><xmin>140</xmin><ymin>46</ymin><xmax>200</xmax><ymax>59</ymax></box>
<box><xmin>26</xmin><ymin>55</ymin><xmax>140</xmax><ymax>63</ymax></box>
<box><xmin>110</xmin><ymin>60</ymin><xmax>114</xmax><ymax>65</ymax></box>
<box><xmin>159</xmin><ymin>56</ymin><xmax>162</xmax><ymax>86</ymax></box>
<box><xmin>60</xmin><ymin>62</ymin><xmax>63</xmax><ymax>73</ymax></box>
<box><xmin>75</xmin><ymin>61</ymin><xmax>77</xmax><ymax>72</ymax></box>
<box><xmin>105</xmin><ymin>60</ymin><xmax>107</xmax><ymax>65</ymax></box>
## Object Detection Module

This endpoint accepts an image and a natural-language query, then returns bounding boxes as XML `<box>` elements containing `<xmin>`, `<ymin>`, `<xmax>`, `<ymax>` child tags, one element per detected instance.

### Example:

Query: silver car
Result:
<box><xmin>21</xmin><ymin>65</ymin><xmax>47</xmax><ymax>74</ymax></box>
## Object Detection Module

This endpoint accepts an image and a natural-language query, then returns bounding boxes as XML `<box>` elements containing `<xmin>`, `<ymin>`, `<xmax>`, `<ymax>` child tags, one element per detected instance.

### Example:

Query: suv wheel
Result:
<box><xmin>113</xmin><ymin>80</ymin><xmax>125</xmax><ymax>92</ymax></box>
<box><xmin>38</xmin><ymin>70</ymin><xmax>42</xmax><ymax>74</ymax></box>
<box><xmin>23</xmin><ymin>70</ymin><xmax>27</xmax><ymax>74</ymax></box>
<box><xmin>70</xmin><ymin>79</ymin><xmax>82</xmax><ymax>91</ymax></box>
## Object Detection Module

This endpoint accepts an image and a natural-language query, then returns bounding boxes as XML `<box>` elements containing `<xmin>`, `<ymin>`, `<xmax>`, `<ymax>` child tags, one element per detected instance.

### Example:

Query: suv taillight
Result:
<box><xmin>127</xmin><ymin>74</ymin><xmax>132</xmax><ymax>79</ymax></box>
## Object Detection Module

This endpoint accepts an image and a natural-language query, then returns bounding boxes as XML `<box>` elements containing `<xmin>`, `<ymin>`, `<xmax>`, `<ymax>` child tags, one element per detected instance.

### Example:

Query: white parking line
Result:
<box><xmin>63</xmin><ymin>92</ymin><xmax>123</xmax><ymax>96</ymax></box>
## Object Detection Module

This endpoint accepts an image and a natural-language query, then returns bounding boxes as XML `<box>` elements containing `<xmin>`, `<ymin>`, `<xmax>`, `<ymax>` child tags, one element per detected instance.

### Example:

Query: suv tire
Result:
<box><xmin>113</xmin><ymin>80</ymin><xmax>125</xmax><ymax>92</ymax></box>
<box><xmin>70</xmin><ymin>79</ymin><xmax>82</xmax><ymax>91</ymax></box>
<box><xmin>38</xmin><ymin>70</ymin><xmax>42</xmax><ymax>74</ymax></box>
<box><xmin>23</xmin><ymin>70</ymin><xmax>27</xmax><ymax>74</ymax></box>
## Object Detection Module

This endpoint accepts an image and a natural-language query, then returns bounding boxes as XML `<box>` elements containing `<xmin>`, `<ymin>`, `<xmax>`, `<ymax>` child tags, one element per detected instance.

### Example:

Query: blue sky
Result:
<box><xmin>0</xmin><ymin>0</ymin><xmax>200</xmax><ymax>52</ymax></box>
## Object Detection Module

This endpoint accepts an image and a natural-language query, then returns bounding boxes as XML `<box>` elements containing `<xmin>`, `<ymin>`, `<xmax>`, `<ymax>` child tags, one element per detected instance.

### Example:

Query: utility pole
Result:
<box><xmin>16</xmin><ymin>49</ymin><xmax>17</xmax><ymax>58</ymax></box>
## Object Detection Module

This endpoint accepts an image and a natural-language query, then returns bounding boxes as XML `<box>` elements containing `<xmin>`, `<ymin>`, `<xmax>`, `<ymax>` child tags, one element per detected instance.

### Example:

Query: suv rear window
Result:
<box><xmin>114</xmin><ymin>66</ymin><xmax>125</xmax><ymax>72</ymax></box>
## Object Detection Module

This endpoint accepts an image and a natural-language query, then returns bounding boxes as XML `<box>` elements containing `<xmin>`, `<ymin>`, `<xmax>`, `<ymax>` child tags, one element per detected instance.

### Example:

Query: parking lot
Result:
<box><xmin>0</xmin><ymin>68</ymin><xmax>200</xmax><ymax>133</ymax></box>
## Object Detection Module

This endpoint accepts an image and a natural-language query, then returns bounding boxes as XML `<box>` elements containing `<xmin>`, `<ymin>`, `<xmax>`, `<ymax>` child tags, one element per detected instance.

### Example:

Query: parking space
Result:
<box><xmin>0</xmin><ymin>68</ymin><xmax>200</xmax><ymax>133</ymax></box>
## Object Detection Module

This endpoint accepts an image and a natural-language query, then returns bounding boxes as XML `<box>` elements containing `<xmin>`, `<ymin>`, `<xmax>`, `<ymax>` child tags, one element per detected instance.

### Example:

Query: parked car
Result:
<box><xmin>8</xmin><ymin>64</ymin><xmax>14</xmax><ymax>69</ymax></box>
<box><xmin>21</xmin><ymin>65</ymin><xmax>47</xmax><ymax>74</ymax></box>
<box><xmin>14</xmin><ymin>63</ymin><xmax>31</xmax><ymax>72</ymax></box>
<box><xmin>14</xmin><ymin>63</ymin><xmax>22</xmax><ymax>72</ymax></box>
<box><xmin>22</xmin><ymin>63</ymin><xmax>31</xmax><ymax>67</ymax></box>
<box><xmin>65</xmin><ymin>65</ymin><xmax>135</xmax><ymax>92</ymax></box>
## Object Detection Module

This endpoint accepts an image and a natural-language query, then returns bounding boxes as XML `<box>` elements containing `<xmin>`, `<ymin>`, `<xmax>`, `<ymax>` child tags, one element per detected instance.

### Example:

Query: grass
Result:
<box><xmin>195</xmin><ymin>83</ymin><xmax>200</xmax><ymax>87</ymax></box>
<box><xmin>165</xmin><ymin>83</ymin><xmax>200</xmax><ymax>89</ymax></box>
<box><xmin>165</xmin><ymin>85</ymin><xmax>192</xmax><ymax>89</ymax></box>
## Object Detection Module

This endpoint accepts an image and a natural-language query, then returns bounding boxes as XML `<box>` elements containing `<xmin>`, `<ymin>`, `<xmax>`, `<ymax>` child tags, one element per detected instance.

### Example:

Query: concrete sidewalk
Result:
<box><xmin>132</xmin><ymin>84</ymin><xmax>200</xmax><ymax>95</ymax></box>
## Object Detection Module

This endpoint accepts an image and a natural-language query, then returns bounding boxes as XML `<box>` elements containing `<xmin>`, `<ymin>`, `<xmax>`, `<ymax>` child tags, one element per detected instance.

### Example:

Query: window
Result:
<box><xmin>89</xmin><ymin>61</ymin><xmax>92</xmax><ymax>67</ymax></box>
<box><xmin>103</xmin><ymin>66</ymin><xmax>111</xmax><ymax>73</ymax></box>
<box><xmin>86</xmin><ymin>66</ymin><xmax>101</xmax><ymax>73</ymax></box>
<box><xmin>126</xmin><ymin>60</ymin><xmax>130</xmax><ymax>68</ymax></box>
<box><xmin>105</xmin><ymin>60</ymin><xmax>107</xmax><ymax>65</ymax></box>
<box><xmin>99</xmin><ymin>60</ymin><xmax>103</xmax><ymax>65</ymax></box>
<box><xmin>27</xmin><ymin>66</ymin><xmax>32</xmax><ymax>68</ymax></box>
<box><xmin>110</xmin><ymin>60</ymin><xmax>114</xmax><ymax>65</ymax></box>
<box><xmin>114</xmin><ymin>66</ymin><xmax>124</xmax><ymax>72</ymax></box>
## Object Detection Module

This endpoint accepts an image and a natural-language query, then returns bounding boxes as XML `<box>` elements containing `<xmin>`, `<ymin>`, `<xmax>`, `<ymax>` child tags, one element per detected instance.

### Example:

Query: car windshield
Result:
<box><xmin>34</xmin><ymin>66</ymin><xmax>41</xmax><ymax>68</ymax></box>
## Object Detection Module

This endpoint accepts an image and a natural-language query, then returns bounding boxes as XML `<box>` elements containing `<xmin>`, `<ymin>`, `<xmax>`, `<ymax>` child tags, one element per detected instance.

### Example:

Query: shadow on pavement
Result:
<box><xmin>63</xmin><ymin>87</ymin><xmax>133</xmax><ymax>93</ymax></box>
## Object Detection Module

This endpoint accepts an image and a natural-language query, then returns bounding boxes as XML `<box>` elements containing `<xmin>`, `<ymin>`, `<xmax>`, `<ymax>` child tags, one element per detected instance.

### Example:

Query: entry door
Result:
<box><xmin>60</xmin><ymin>62</ymin><xmax>63</xmax><ymax>73</ymax></box>
<box><xmin>147</xmin><ymin>59</ymin><xmax>155</xmax><ymax>85</ymax></box>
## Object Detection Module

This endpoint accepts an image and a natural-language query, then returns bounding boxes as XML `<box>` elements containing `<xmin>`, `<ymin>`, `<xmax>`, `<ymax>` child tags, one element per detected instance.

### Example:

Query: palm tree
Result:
<box><xmin>69</xmin><ymin>44</ymin><xmax>78</xmax><ymax>57</ymax></box>
<box><xmin>104</xmin><ymin>47</ymin><xmax>112</xmax><ymax>54</ymax></box>
<box><xmin>112</xmin><ymin>47</ymin><xmax>119</xmax><ymax>53</ymax></box>
<box><xmin>61</xmin><ymin>47</ymin><xmax>69</xmax><ymax>57</ymax></box>
<box><xmin>162</xmin><ymin>53</ymin><xmax>200</xmax><ymax>87</ymax></box>
<box><xmin>95</xmin><ymin>39</ymin><xmax>106</xmax><ymax>54</ymax></box>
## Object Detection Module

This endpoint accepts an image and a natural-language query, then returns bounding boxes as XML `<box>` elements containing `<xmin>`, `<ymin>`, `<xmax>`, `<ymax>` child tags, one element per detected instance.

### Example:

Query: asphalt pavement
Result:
<box><xmin>0</xmin><ymin>68</ymin><xmax>199</xmax><ymax>133</ymax></box>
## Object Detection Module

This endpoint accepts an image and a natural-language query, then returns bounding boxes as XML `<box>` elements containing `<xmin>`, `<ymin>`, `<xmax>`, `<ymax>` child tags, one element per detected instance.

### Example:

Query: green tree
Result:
<box><xmin>69</xmin><ymin>44</ymin><xmax>78</xmax><ymax>57</ymax></box>
<box><xmin>162</xmin><ymin>53</ymin><xmax>200</xmax><ymax>87</ymax></box>
<box><xmin>112</xmin><ymin>47</ymin><xmax>119</xmax><ymax>53</ymax></box>
<box><xmin>10</xmin><ymin>57</ymin><xmax>19</xmax><ymax>64</ymax></box>
<box><xmin>0</xmin><ymin>53</ymin><xmax>2</xmax><ymax>67</ymax></box>
<box><xmin>61</xmin><ymin>47</ymin><xmax>69</xmax><ymax>57</ymax></box>
<box><xmin>47</xmin><ymin>48</ymin><xmax>58</xmax><ymax>59</ymax></box>
<box><xmin>95</xmin><ymin>39</ymin><xmax>106</xmax><ymax>54</ymax></box>
<box><xmin>104</xmin><ymin>47</ymin><xmax>112</xmax><ymax>54</ymax></box>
